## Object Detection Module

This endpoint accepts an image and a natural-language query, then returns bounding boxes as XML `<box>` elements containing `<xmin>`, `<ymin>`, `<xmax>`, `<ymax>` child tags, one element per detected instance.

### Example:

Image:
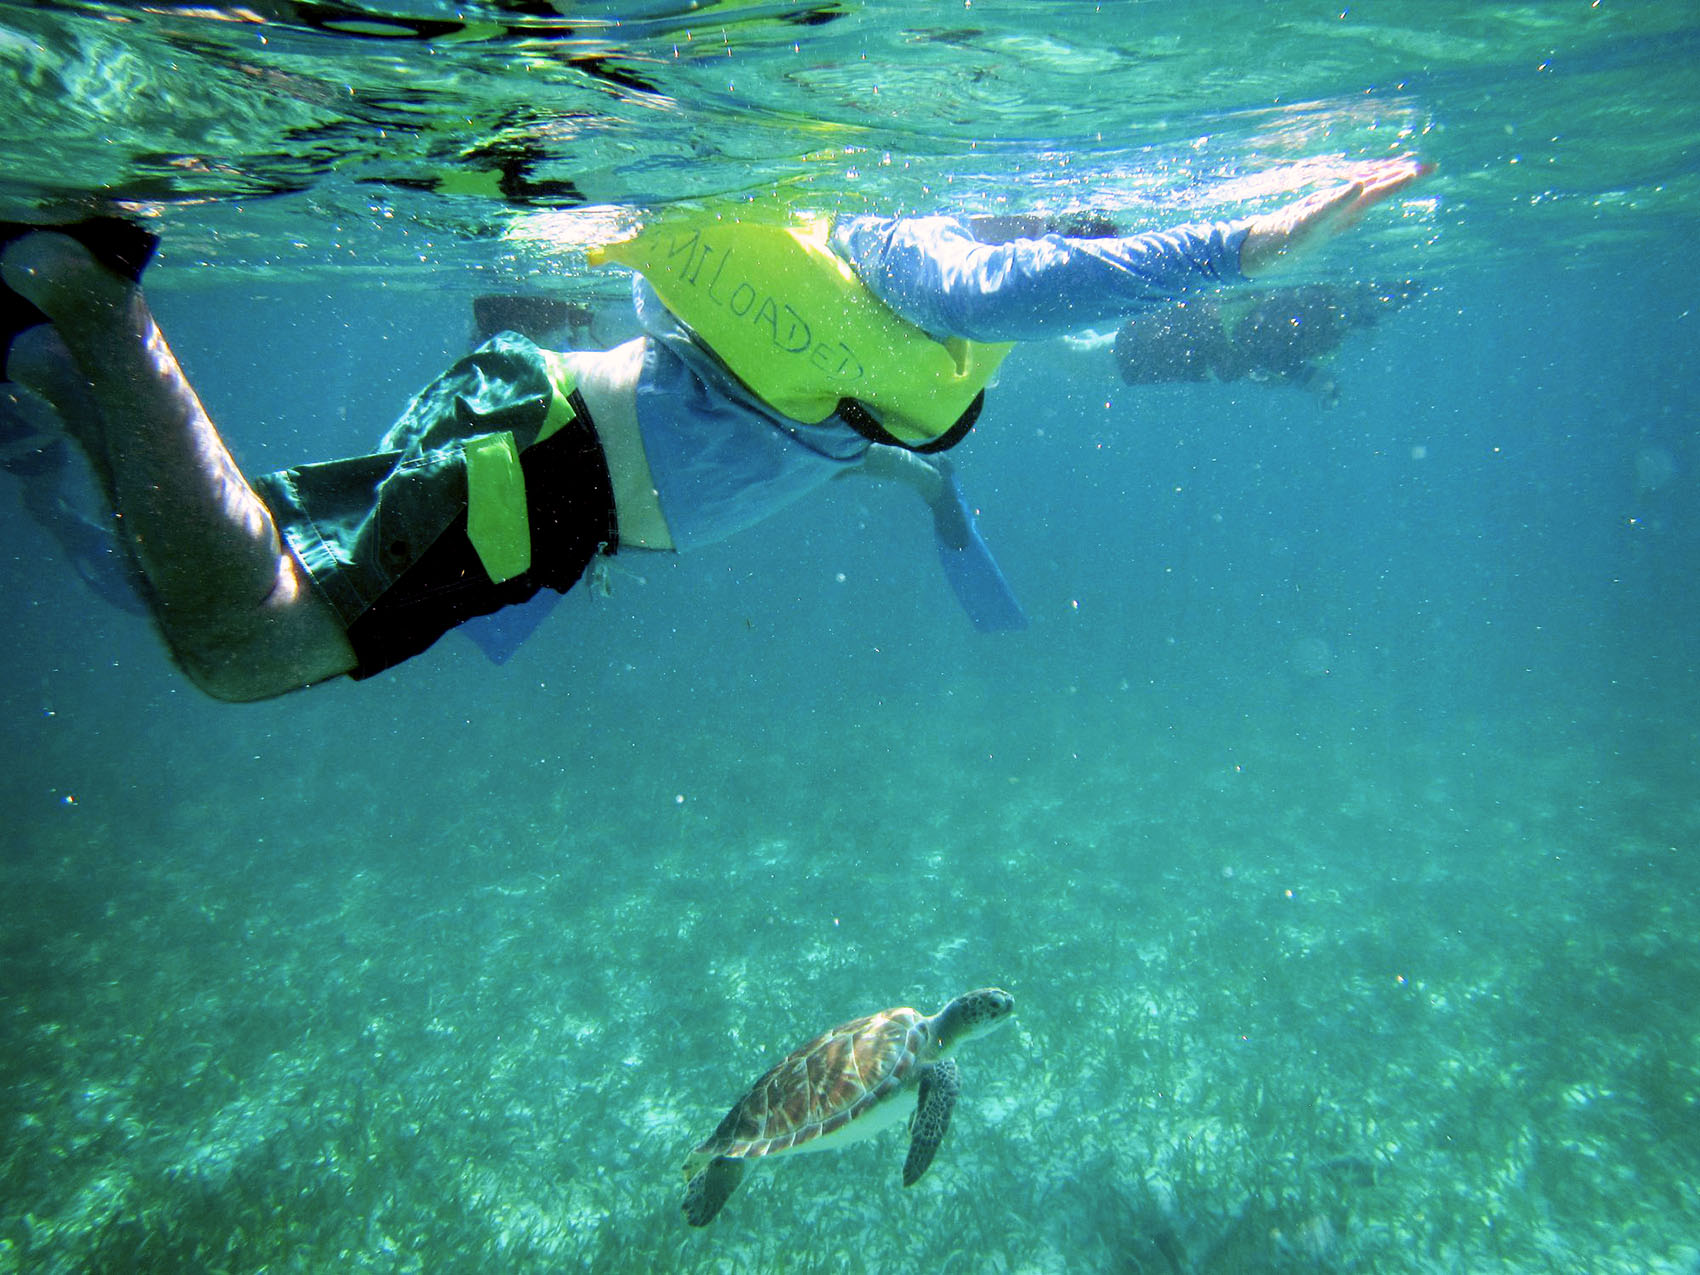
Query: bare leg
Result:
<box><xmin>2</xmin><ymin>231</ymin><xmax>355</xmax><ymax>700</ymax></box>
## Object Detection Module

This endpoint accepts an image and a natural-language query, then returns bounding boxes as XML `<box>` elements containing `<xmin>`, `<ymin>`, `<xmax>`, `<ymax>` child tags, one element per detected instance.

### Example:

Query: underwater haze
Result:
<box><xmin>2</xmin><ymin>1</ymin><xmax>1698</xmax><ymax>1271</ymax></box>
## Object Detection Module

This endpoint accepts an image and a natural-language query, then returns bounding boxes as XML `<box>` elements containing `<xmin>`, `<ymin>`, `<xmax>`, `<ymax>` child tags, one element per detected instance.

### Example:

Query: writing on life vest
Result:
<box><xmin>649</xmin><ymin>226</ymin><xmax>866</xmax><ymax>385</ymax></box>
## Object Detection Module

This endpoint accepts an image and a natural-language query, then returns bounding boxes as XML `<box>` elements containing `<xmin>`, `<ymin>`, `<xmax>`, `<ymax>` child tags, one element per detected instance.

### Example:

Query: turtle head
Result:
<box><xmin>929</xmin><ymin>987</ymin><xmax>1015</xmax><ymax>1056</ymax></box>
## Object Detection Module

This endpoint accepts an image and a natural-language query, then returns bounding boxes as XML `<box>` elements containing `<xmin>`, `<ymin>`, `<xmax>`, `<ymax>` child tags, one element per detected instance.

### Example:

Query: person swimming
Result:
<box><xmin>0</xmin><ymin>158</ymin><xmax>1429</xmax><ymax>700</ymax></box>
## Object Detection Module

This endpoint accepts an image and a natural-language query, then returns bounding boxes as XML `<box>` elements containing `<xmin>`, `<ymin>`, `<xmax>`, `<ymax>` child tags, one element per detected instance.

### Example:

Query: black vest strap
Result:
<box><xmin>835</xmin><ymin>391</ymin><xmax>985</xmax><ymax>455</ymax></box>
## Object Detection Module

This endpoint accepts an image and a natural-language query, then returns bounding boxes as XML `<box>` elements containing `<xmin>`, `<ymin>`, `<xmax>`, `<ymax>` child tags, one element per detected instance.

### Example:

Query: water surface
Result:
<box><xmin>2</xmin><ymin>3</ymin><xmax>1697</xmax><ymax>1272</ymax></box>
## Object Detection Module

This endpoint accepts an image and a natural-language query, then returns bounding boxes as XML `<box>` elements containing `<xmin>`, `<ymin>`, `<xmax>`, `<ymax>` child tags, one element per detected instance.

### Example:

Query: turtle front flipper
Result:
<box><xmin>683</xmin><ymin>1155</ymin><xmax>748</xmax><ymax>1226</ymax></box>
<box><xmin>902</xmin><ymin>1058</ymin><xmax>961</xmax><ymax>1186</ymax></box>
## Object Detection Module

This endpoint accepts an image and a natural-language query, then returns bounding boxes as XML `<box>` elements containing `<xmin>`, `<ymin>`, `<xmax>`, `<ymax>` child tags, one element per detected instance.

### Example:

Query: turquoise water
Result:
<box><xmin>3</xmin><ymin>2</ymin><xmax>1698</xmax><ymax>1271</ymax></box>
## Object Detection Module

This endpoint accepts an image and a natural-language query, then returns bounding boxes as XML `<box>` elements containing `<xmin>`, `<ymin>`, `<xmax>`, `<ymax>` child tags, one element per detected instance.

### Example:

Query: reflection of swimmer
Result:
<box><xmin>1</xmin><ymin>386</ymin><xmax>146</xmax><ymax>614</ymax></box>
<box><xmin>471</xmin><ymin>294</ymin><xmax>605</xmax><ymax>350</ymax></box>
<box><xmin>1114</xmin><ymin>281</ymin><xmax>1426</xmax><ymax>405</ymax></box>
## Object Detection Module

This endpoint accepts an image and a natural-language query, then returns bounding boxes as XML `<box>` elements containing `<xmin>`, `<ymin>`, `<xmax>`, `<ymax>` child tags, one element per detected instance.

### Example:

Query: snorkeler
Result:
<box><xmin>0</xmin><ymin>157</ymin><xmax>1427</xmax><ymax>701</ymax></box>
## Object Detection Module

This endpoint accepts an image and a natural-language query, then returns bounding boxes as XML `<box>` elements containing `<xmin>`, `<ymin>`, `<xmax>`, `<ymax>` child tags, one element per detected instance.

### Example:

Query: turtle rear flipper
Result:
<box><xmin>902</xmin><ymin>1058</ymin><xmax>960</xmax><ymax>1186</ymax></box>
<box><xmin>683</xmin><ymin>1155</ymin><xmax>747</xmax><ymax>1226</ymax></box>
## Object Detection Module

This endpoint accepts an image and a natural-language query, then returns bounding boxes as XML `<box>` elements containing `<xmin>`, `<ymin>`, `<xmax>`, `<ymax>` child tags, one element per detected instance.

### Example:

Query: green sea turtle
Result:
<box><xmin>681</xmin><ymin>987</ymin><xmax>1015</xmax><ymax>1226</ymax></box>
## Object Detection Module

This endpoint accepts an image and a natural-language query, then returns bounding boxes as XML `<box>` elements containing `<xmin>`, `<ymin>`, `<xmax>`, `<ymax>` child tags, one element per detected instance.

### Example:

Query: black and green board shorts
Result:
<box><xmin>252</xmin><ymin>332</ymin><xmax>619</xmax><ymax>679</ymax></box>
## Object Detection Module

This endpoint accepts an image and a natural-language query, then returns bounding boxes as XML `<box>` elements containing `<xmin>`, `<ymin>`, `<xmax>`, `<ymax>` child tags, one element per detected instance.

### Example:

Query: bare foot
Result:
<box><xmin>2</xmin><ymin>230</ymin><xmax>141</xmax><ymax>344</ymax></box>
<box><xmin>2</xmin><ymin>230</ymin><xmax>164</xmax><ymax>506</ymax></box>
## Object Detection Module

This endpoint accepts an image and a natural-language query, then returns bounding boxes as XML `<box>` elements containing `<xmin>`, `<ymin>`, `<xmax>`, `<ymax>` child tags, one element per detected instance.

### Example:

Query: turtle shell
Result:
<box><xmin>695</xmin><ymin>1008</ymin><xmax>925</xmax><ymax>1160</ymax></box>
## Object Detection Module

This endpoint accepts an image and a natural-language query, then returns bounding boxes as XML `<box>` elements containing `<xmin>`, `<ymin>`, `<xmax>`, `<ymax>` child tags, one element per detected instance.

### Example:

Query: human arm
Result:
<box><xmin>830</xmin><ymin>156</ymin><xmax>1431</xmax><ymax>341</ymax></box>
<box><xmin>843</xmin><ymin>445</ymin><xmax>977</xmax><ymax>557</ymax></box>
<box><xmin>846</xmin><ymin>441</ymin><xmax>946</xmax><ymax>502</ymax></box>
<box><xmin>829</xmin><ymin>214</ymin><xmax>1247</xmax><ymax>343</ymax></box>
<box><xmin>842</xmin><ymin>445</ymin><xmax>980</xmax><ymax>551</ymax></box>
<box><xmin>845</xmin><ymin>444</ymin><xmax>1028</xmax><ymax>630</ymax></box>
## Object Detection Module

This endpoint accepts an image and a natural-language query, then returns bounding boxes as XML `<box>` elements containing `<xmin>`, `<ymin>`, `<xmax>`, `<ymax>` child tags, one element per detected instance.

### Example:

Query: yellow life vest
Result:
<box><xmin>588</xmin><ymin>213</ymin><xmax>1013</xmax><ymax>451</ymax></box>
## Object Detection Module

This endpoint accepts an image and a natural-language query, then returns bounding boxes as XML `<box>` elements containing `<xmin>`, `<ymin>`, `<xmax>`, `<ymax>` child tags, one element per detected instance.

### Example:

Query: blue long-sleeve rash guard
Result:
<box><xmin>631</xmin><ymin>213</ymin><xmax>1251</xmax><ymax>549</ymax></box>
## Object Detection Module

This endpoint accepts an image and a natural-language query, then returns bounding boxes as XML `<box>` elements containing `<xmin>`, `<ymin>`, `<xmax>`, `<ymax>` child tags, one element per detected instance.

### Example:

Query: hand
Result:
<box><xmin>1240</xmin><ymin>156</ymin><xmax>1432</xmax><ymax>277</ymax></box>
<box><xmin>855</xmin><ymin>442</ymin><xmax>946</xmax><ymax>502</ymax></box>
